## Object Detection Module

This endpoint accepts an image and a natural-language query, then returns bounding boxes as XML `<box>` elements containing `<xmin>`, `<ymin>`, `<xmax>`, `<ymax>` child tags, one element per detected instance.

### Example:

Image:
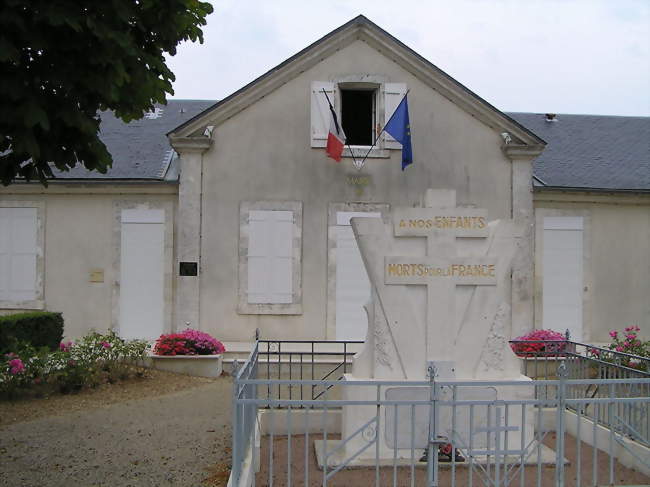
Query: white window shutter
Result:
<box><xmin>247</xmin><ymin>210</ymin><xmax>293</xmax><ymax>304</ymax></box>
<box><xmin>384</xmin><ymin>83</ymin><xmax>407</xmax><ymax>149</ymax></box>
<box><xmin>0</xmin><ymin>207</ymin><xmax>38</xmax><ymax>302</ymax></box>
<box><xmin>311</xmin><ymin>81</ymin><xmax>334</xmax><ymax>148</ymax></box>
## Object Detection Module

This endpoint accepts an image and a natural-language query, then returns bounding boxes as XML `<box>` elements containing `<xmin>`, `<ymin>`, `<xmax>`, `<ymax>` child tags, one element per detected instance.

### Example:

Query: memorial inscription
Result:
<box><xmin>385</xmin><ymin>195</ymin><xmax>497</xmax><ymax>364</ymax></box>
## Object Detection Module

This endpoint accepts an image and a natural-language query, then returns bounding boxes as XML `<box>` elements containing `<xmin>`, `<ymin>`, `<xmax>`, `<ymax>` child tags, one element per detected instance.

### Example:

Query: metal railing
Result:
<box><xmin>230</xmin><ymin>338</ymin><xmax>650</xmax><ymax>487</ymax></box>
<box><xmin>511</xmin><ymin>339</ymin><xmax>650</xmax><ymax>446</ymax></box>
<box><xmin>257</xmin><ymin>339</ymin><xmax>362</xmax><ymax>404</ymax></box>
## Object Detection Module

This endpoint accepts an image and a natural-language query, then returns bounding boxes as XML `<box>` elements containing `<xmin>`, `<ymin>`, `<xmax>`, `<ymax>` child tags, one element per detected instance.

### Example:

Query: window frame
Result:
<box><xmin>0</xmin><ymin>201</ymin><xmax>45</xmax><ymax>310</ymax></box>
<box><xmin>238</xmin><ymin>201</ymin><xmax>303</xmax><ymax>315</ymax></box>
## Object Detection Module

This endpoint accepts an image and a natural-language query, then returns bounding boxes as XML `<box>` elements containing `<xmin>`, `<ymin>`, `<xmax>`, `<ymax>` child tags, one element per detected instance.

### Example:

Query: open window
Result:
<box><xmin>340</xmin><ymin>87</ymin><xmax>377</xmax><ymax>146</ymax></box>
<box><xmin>310</xmin><ymin>81</ymin><xmax>407</xmax><ymax>153</ymax></box>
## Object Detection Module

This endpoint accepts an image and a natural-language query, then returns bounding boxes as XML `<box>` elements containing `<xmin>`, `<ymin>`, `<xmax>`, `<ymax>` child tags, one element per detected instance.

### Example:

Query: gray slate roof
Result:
<box><xmin>507</xmin><ymin>113</ymin><xmax>650</xmax><ymax>192</ymax></box>
<box><xmin>51</xmin><ymin>100</ymin><xmax>214</xmax><ymax>180</ymax></box>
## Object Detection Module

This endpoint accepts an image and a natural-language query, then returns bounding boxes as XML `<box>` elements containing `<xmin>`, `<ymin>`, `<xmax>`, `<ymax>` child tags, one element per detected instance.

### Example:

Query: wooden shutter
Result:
<box><xmin>383</xmin><ymin>83</ymin><xmax>407</xmax><ymax>149</ymax></box>
<box><xmin>311</xmin><ymin>81</ymin><xmax>335</xmax><ymax>148</ymax></box>
<box><xmin>542</xmin><ymin>217</ymin><xmax>584</xmax><ymax>341</ymax></box>
<box><xmin>247</xmin><ymin>210</ymin><xmax>293</xmax><ymax>304</ymax></box>
<box><xmin>0</xmin><ymin>207</ymin><xmax>38</xmax><ymax>302</ymax></box>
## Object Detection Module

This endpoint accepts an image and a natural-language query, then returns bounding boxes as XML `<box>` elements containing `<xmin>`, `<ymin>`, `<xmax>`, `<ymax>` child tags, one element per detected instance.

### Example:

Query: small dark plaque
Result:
<box><xmin>179</xmin><ymin>262</ymin><xmax>198</xmax><ymax>276</ymax></box>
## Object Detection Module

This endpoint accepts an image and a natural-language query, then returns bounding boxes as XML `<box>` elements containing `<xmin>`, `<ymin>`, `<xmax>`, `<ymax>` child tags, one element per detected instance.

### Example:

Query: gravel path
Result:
<box><xmin>0</xmin><ymin>377</ymin><xmax>232</xmax><ymax>487</ymax></box>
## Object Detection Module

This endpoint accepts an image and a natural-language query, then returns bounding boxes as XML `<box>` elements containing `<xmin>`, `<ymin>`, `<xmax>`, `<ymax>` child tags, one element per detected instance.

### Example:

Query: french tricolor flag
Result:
<box><xmin>325</xmin><ymin>94</ymin><xmax>346</xmax><ymax>162</ymax></box>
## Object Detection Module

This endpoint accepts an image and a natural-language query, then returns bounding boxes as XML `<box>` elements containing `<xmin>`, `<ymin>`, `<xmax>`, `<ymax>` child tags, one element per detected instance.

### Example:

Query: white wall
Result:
<box><xmin>197</xmin><ymin>39</ymin><xmax>521</xmax><ymax>342</ymax></box>
<box><xmin>0</xmin><ymin>185</ymin><xmax>177</xmax><ymax>339</ymax></box>
<box><xmin>534</xmin><ymin>191</ymin><xmax>650</xmax><ymax>342</ymax></box>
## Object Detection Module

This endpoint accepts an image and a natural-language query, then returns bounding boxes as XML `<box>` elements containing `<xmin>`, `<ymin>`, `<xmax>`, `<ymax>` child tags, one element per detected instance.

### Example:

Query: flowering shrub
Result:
<box><xmin>1</xmin><ymin>331</ymin><xmax>149</xmax><ymax>398</ymax></box>
<box><xmin>590</xmin><ymin>326</ymin><xmax>649</xmax><ymax>372</ymax></box>
<box><xmin>153</xmin><ymin>329</ymin><xmax>225</xmax><ymax>356</ymax></box>
<box><xmin>510</xmin><ymin>329</ymin><xmax>567</xmax><ymax>357</ymax></box>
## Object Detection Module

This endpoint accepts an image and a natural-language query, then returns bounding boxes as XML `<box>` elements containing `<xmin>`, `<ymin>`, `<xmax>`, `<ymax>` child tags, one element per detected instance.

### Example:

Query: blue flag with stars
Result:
<box><xmin>384</xmin><ymin>95</ymin><xmax>413</xmax><ymax>170</ymax></box>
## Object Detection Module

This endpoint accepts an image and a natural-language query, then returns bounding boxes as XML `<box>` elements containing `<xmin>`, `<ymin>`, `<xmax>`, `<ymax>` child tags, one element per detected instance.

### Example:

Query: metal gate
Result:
<box><xmin>229</xmin><ymin>340</ymin><xmax>650</xmax><ymax>487</ymax></box>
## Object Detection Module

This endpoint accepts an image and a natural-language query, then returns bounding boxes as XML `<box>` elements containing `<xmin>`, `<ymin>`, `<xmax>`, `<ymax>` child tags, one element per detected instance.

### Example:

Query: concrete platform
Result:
<box><xmin>313</xmin><ymin>439</ymin><xmax>565</xmax><ymax>469</ymax></box>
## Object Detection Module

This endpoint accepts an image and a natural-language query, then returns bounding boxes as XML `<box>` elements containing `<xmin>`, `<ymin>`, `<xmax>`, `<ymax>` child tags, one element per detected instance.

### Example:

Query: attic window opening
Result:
<box><xmin>341</xmin><ymin>88</ymin><xmax>376</xmax><ymax>146</ymax></box>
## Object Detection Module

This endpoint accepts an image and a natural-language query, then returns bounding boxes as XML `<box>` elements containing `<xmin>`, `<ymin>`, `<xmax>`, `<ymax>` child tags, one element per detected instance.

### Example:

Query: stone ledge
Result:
<box><xmin>149</xmin><ymin>354</ymin><xmax>223</xmax><ymax>378</ymax></box>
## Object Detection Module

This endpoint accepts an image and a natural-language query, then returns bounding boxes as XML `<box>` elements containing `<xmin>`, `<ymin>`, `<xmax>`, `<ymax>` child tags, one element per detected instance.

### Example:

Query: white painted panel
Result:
<box><xmin>336</xmin><ymin>211</ymin><xmax>382</xmax><ymax>226</ymax></box>
<box><xmin>311</xmin><ymin>81</ymin><xmax>334</xmax><ymax>148</ymax></box>
<box><xmin>543</xmin><ymin>217</ymin><xmax>583</xmax><ymax>341</ymax></box>
<box><xmin>0</xmin><ymin>207</ymin><xmax>37</xmax><ymax>301</ymax></box>
<box><xmin>119</xmin><ymin>211</ymin><xmax>165</xmax><ymax>340</ymax></box>
<box><xmin>248</xmin><ymin>210</ymin><xmax>293</xmax><ymax>304</ymax></box>
<box><xmin>335</xmin><ymin>211</ymin><xmax>382</xmax><ymax>340</ymax></box>
<box><xmin>121</xmin><ymin>208</ymin><xmax>165</xmax><ymax>224</ymax></box>
<box><xmin>543</xmin><ymin>216</ymin><xmax>583</xmax><ymax>231</ymax></box>
<box><xmin>384</xmin><ymin>83</ymin><xmax>407</xmax><ymax>149</ymax></box>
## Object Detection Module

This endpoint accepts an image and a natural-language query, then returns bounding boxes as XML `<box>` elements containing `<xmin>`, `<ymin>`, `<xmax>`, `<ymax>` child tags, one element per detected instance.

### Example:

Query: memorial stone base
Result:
<box><xmin>333</xmin><ymin>373</ymin><xmax>538</xmax><ymax>465</ymax></box>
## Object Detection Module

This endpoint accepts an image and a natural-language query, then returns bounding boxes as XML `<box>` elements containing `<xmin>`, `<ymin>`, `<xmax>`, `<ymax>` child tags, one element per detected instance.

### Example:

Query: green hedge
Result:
<box><xmin>0</xmin><ymin>311</ymin><xmax>64</xmax><ymax>353</ymax></box>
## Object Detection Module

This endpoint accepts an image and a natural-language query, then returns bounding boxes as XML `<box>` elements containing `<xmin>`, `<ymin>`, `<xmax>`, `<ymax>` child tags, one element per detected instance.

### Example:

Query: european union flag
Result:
<box><xmin>384</xmin><ymin>95</ymin><xmax>413</xmax><ymax>170</ymax></box>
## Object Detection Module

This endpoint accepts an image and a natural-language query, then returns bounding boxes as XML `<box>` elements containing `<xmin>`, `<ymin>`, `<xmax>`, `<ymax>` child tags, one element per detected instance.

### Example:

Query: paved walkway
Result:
<box><xmin>0</xmin><ymin>378</ymin><xmax>232</xmax><ymax>487</ymax></box>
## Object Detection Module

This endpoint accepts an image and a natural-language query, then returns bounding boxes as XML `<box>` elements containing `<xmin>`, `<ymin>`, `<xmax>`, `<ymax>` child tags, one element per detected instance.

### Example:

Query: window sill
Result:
<box><xmin>343</xmin><ymin>146</ymin><xmax>390</xmax><ymax>159</ymax></box>
<box><xmin>0</xmin><ymin>299</ymin><xmax>45</xmax><ymax>311</ymax></box>
<box><xmin>237</xmin><ymin>302</ymin><xmax>303</xmax><ymax>315</ymax></box>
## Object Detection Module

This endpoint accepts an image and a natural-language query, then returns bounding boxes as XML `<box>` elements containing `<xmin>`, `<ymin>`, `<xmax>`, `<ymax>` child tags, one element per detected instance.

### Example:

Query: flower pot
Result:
<box><xmin>149</xmin><ymin>354</ymin><xmax>223</xmax><ymax>378</ymax></box>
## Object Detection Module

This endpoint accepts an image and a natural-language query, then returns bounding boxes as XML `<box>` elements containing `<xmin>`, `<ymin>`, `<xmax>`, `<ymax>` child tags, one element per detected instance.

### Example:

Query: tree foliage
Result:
<box><xmin>0</xmin><ymin>0</ymin><xmax>213</xmax><ymax>185</ymax></box>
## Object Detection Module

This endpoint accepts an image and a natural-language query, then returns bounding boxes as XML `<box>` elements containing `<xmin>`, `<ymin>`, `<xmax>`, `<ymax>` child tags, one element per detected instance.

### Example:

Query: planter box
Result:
<box><xmin>149</xmin><ymin>354</ymin><xmax>223</xmax><ymax>378</ymax></box>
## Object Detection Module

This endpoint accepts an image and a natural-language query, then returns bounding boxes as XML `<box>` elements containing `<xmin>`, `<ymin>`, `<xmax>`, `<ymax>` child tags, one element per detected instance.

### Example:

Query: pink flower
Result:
<box><xmin>609</xmin><ymin>330</ymin><xmax>618</xmax><ymax>338</ymax></box>
<box><xmin>626</xmin><ymin>334</ymin><xmax>636</xmax><ymax>340</ymax></box>
<box><xmin>8</xmin><ymin>358</ymin><xmax>25</xmax><ymax>375</ymax></box>
<box><xmin>101</xmin><ymin>341</ymin><xmax>112</xmax><ymax>349</ymax></box>
<box><xmin>615</xmin><ymin>346</ymin><xmax>624</xmax><ymax>352</ymax></box>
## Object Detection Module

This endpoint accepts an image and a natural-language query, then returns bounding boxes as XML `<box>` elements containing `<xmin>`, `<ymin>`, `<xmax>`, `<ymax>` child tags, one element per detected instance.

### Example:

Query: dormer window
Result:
<box><xmin>310</xmin><ymin>80</ymin><xmax>406</xmax><ymax>156</ymax></box>
<box><xmin>340</xmin><ymin>88</ymin><xmax>376</xmax><ymax>146</ymax></box>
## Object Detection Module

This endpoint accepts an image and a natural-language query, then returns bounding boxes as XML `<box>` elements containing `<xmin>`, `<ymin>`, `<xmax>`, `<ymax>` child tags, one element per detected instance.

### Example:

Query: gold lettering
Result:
<box><xmin>399</xmin><ymin>219</ymin><xmax>406</xmax><ymax>228</ymax></box>
<box><xmin>434</xmin><ymin>216</ymin><xmax>442</xmax><ymax>228</ymax></box>
<box><xmin>488</xmin><ymin>264</ymin><xmax>495</xmax><ymax>277</ymax></box>
<box><xmin>478</xmin><ymin>217</ymin><xmax>486</xmax><ymax>229</ymax></box>
<box><xmin>408</xmin><ymin>220</ymin><xmax>418</xmax><ymax>228</ymax></box>
<box><xmin>387</xmin><ymin>264</ymin><xmax>399</xmax><ymax>276</ymax></box>
<box><xmin>417</xmin><ymin>264</ymin><xmax>425</xmax><ymax>276</ymax></box>
<box><xmin>402</xmin><ymin>265</ymin><xmax>410</xmax><ymax>276</ymax></box>
<box><xmin>458</xmin><ymin>264</ymin><xmax>466</xmax><ymax>276</ymax></box>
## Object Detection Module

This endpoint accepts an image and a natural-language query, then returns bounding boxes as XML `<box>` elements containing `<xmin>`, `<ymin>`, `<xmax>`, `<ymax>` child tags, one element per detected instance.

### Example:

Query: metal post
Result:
<box><xmin>427</xmin><ymin>364</ymin><xmax>438</xmax><ymax>487</ymax></box>
<box><xmin>555</xmin><ymin>361</ymin><xmax>567</xmax><ymax>487</ymax></box>
<box><xmin>231</xmin><ymin>362</ymin><xmax>241</xmax><ymax>484</ymax></box>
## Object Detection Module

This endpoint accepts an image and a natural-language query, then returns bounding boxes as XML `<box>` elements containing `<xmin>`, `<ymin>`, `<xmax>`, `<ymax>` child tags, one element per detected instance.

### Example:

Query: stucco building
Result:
<box><xmin>1</xmin><ymin>16</ymin><xmax>648</xmax><ymax>350</ymax></box>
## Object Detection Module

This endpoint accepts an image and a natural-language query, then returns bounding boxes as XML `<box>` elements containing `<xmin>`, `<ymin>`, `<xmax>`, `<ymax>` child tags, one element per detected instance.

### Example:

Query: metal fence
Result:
<box><xmin>230</xmin><ymin>340</ymin><xmax>650</xmax><ymax>487</ymax></box>
<box><xmin>257</xmin><ymin>339</ymin><xmax>361</xmax><ymax>403</ymax></box>
<box><xmin>511</xmin><ymin>339</ymin><xmax>650</xmax><ymax>446</ymax></box>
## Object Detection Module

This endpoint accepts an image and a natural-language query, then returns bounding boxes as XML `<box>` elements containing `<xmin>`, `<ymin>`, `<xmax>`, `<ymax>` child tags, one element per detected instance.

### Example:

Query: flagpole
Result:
<box><xmin>357</xmin><ymin>89</ymin><xmax>410</xmax><ymax>168</ymax></box>
<box><xmin>321</xmin><ymin>89</ymin><xmax>360</xmax><ymax>167</ymax></box>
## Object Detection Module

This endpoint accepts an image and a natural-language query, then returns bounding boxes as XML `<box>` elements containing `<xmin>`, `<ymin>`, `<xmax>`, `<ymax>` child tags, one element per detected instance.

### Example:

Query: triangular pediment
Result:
<box><xmin>169</xmin><ymin>15</ymin><xmax>544</xmax><ymax>149</ymax></box>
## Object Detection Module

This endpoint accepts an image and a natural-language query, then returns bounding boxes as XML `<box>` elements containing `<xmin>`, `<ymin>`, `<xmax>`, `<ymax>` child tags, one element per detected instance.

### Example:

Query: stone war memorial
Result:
<box><xmin>331</xmin><ymin>189</ymin><xmax>537</xmax><ymax>463</ymax></box>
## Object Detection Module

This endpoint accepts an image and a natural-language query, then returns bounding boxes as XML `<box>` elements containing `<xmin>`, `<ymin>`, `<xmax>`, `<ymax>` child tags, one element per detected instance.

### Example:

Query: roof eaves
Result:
<box><xmin>168</xmin><ymin>15</ymin><xmax>545</xmax><ymax>146</ymax></box>
<box><xmin>168</xmin><ymin>15</ymin><xmax>368</xmax><ymax>137</ymax></box>
<box><xmin>534</xmin><ymin>185</ymin><xmax>650</xmax><ymax>194</ymax></box>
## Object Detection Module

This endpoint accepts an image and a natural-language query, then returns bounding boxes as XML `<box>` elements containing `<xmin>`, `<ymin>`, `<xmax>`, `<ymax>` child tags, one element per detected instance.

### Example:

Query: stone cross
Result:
<box><xmin>386</xmin><ymin>189</ymin><xmax>497</xmax><ymax>363</ymax></box>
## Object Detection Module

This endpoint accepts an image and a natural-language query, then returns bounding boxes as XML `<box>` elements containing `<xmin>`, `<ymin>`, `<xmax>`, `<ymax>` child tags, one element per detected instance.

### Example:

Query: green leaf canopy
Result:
<box><xmin>0</xmin><ymin>0</ymin><xmax>213</xmax><ymax>185</ymax></box>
